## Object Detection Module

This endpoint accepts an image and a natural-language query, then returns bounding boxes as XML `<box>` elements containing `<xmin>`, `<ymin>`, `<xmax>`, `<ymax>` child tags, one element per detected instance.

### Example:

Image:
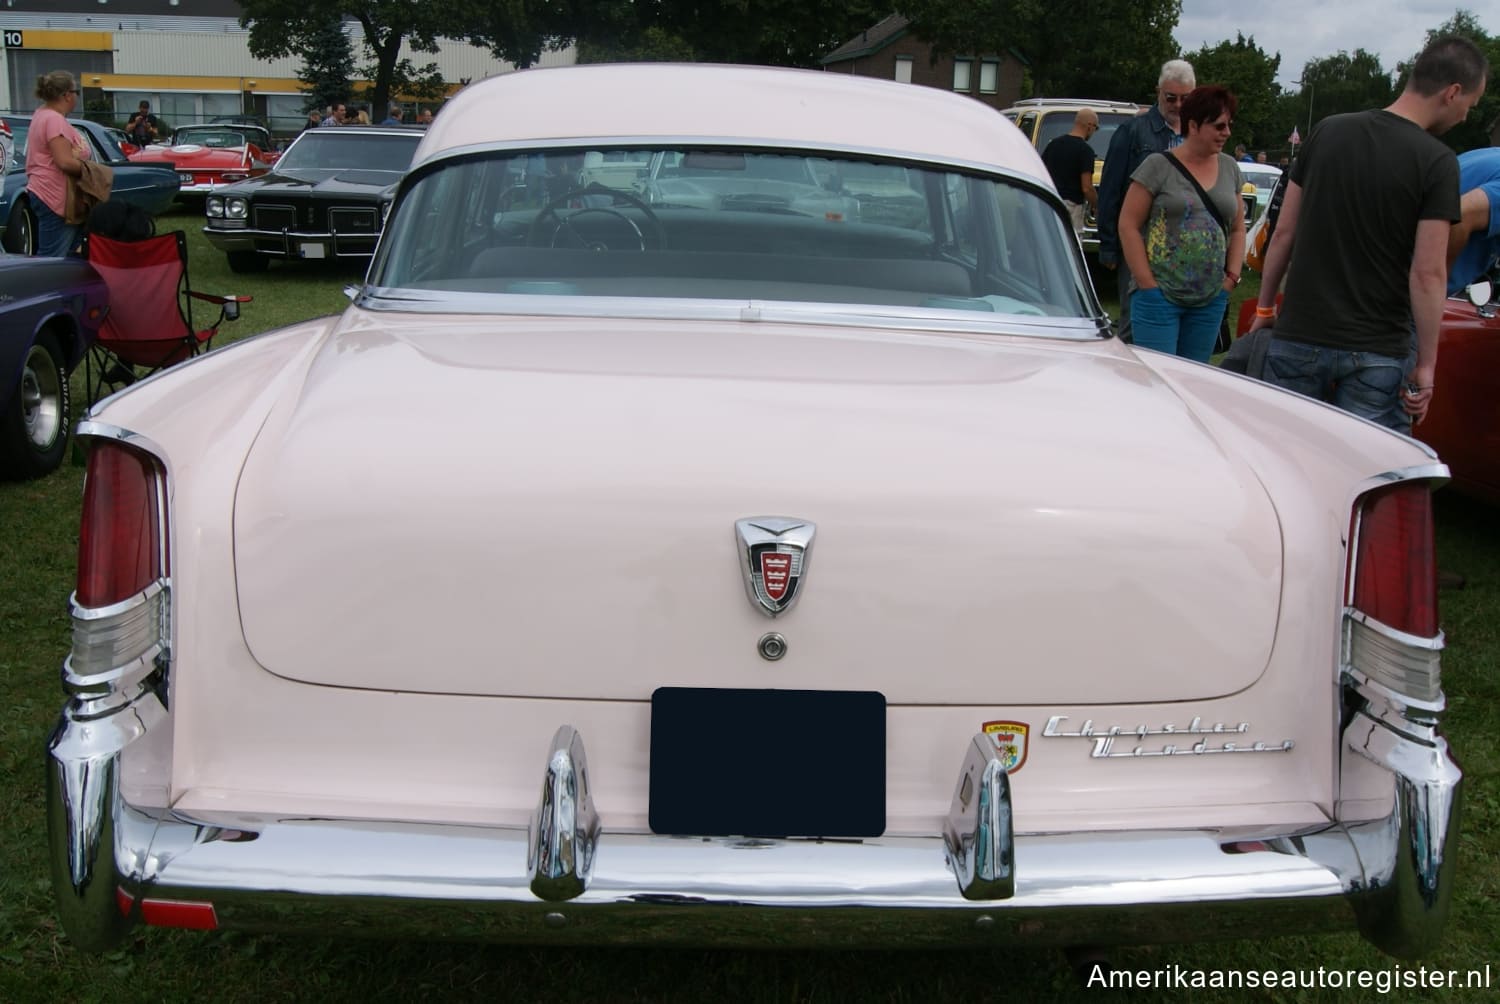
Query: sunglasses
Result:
<box><xmin>1161</xmin><ymin>92</ymin><xmax>1189</xmax><ymax>104</ymax></box>
<box><xmin>1208</xmin><ymin>119</ymin><xmax>1233</xmax><ymax>131</ymax></box>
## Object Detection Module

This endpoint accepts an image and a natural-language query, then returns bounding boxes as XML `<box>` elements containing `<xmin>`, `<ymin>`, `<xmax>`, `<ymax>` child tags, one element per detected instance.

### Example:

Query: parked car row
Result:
<box><xmin>0</xmin><ymin>115</ymin><xmax>181</xmax><ymax>256</ymax></box>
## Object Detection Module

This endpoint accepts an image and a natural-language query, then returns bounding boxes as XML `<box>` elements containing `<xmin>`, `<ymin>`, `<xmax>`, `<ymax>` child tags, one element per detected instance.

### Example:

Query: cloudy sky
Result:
<box><xmin>1174</xmin><ymin>1</ymin><xmax>1489</xmax><ymax>88</ymax></box>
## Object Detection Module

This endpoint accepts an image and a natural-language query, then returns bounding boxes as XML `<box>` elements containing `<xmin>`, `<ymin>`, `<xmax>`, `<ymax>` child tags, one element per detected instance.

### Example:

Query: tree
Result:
<box><xmin>296</xmin><ymin>15</ymin><xmax>357</xmax><ymax>115</ymax></box>
<box><xmin>1397</xmin><ymin>9</ymin><xmax>1500</xmax><ymax>153</ymax></box>
<box><xmin>1184</xmin><ymin>34</ymin><xmax>1280</xmax><ymax>153</ymax></box>
<box><xmin>239</xmin><ymin>0</ymin><xmax>472</xmax><ymax>125</ymax></box>
<box><xmin>900</xmin><ymin>0</ymin><xmax>1182</xmax><ymax>101</ymax></box>
<box><xmin>1290</xmin><ymin>49</ymin><xmax>1394</xmax><ymax>135</ymax></box>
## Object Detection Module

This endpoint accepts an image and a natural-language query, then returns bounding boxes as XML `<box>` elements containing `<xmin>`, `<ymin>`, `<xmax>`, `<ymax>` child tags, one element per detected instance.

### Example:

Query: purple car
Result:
<box><xmin>0</xmin><ymin>255</ymin><xmax>108</xmax><ymax>478</ymax></box>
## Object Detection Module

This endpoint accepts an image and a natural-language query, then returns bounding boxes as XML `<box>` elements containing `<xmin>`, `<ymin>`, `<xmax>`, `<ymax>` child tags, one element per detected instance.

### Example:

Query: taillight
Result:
<box><xmin>1345</xmin><ymin>480</ymin><xmax>1442</xmax><ymax>704</ymax></box>
<box><xmin>1350</xmin><ymin>482</ymin><xmax>1438</xmax><ymax>637</ymax></box>
<box><xmin>77</xmin><ymin>442</ymin><xmax>164</xmax><ymax>608</ymax></box>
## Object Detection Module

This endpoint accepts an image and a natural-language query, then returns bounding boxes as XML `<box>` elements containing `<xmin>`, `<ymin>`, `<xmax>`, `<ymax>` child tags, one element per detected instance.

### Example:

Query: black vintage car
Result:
<box><xmin>203</xmin><ymin>125</ymin><xmax>422</xmax><ymax>273</ymax></box>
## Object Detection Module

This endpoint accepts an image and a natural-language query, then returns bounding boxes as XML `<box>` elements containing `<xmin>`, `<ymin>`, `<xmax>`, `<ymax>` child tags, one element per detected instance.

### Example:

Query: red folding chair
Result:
<box><xmin>82</xmin><ymin>230</ymin><xmax>251</xmax><ymax>403</ymax></box>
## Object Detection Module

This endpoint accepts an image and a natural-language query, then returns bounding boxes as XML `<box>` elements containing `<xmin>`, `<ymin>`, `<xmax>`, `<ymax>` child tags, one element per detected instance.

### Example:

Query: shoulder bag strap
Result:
<box><xmin>1163</xmin><ymin>151</ymin><xmax>1228</xmax><ymax>235</ymax></box>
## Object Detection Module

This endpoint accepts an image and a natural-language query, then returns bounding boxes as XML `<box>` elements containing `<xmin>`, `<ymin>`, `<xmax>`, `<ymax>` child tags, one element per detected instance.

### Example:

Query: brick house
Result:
<box><xmin>819</xmin><ymin>14</ymin><xmax>1026</xmax><ymax>112</ymax></box>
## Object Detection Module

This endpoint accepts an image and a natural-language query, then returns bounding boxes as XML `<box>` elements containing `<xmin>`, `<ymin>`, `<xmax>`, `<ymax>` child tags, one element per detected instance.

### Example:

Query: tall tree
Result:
<box><xmin>1185</xmin><ymin>33</ymin><xmax>1281</xmax><ymax>153</ymax></box>
<box><xmin>239</xmin><ymin>0</ymin><xmax>471</xmax><ymax>123</ymax></box>
<box><xmin>900</xmin><ymin>0</ymin><xmax>1182</xmax><ymax>101</ymax></box>
<box><xmin>1397</xmin><ymin>9</ymin><xmax>1500</xmax><ymax>153</ymax></box>
<box><xmin>295</xmin><ymin>15</ymin><xmax>356</xmax><ymax>115</ymax></box>
<box><xmin>1290</xmin><ymin>49</ymin><xmax>1394</xmax><ymax>135</ymax></box>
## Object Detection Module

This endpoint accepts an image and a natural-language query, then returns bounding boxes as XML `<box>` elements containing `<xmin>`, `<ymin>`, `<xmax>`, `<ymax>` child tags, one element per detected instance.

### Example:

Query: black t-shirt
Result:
<box><xmin>129</xmin><ymin>112</ymin><xmax>160</xmax><ymax>145</ymax></box>
<box><xmin>1041</xmin><ymin>134</ymin><xmax>1095</xmax><ymax>204</ymax></box>
<box><xmin>1276</xmin><ymin>110</ymin><xmax>1460</xmax><ymax>358</ymax></box>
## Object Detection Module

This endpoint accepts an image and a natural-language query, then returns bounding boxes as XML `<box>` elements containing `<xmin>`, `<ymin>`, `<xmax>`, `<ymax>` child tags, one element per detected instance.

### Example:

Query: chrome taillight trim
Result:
<box><xmin>65</xmin><ymin>580</ymin><xmax>170</xmax><ymax>689</ymax></box>
<box><xmin>1342</xmin><ymin>612</ymin><xmax>1444</xmax><ymax>707</ymax></box>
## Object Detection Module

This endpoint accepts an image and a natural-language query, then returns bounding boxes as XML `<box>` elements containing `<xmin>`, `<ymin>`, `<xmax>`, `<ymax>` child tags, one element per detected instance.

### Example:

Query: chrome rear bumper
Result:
<box><xmin>47</xmin><ymin>682</ymin><xmax>1460</xmax><ymax>955</ymax></box>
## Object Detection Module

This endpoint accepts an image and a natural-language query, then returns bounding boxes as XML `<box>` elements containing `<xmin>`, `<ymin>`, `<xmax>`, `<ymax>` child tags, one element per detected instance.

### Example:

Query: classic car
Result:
<box><xmin>0</xmin><ymin>117</ymin><xmax>11</xmax><ymax>176</ymax></box>
<box><xmin>49</xmin><ymin>64</ymin><xmax>1459</xmax><ymax>961</ymax></box>
<box><xmin>202</xmin><ymin>125</ymin><xmax>421</xmax><ymax>273</ymax></box>
<box><xmin>1000</xmin><ymin>97</ymin><xmax>1142</xmax><ymax>253</ymax></box>
<box><xmin>0</xmin><ymin>254</ymin><xmax>107</xmax><ymax>478</ymax></box>
<box><xmin>104</xmin><ymin>126</ymin><xmax>138</xmax><ymax>156</ymax></box>
<box><xmin>1240</xmin><ymin>163</ymin><xmax>1282</xmax><ymax>224</ymax></box>
<box><xmin>128</xmin><ymin>125</ymin><xmax>274</xmax><ymax>199</ymax></box>
<box><xmin>0</xmin><ymin>116</ymin><xmax>181</xmax><ymax>256</ymax></box>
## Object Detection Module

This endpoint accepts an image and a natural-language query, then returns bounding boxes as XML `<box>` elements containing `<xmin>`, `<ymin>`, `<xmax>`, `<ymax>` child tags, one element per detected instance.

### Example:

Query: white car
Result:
<box><xmin>48</xmin><ymin>64</ymin><xmax>1458</xmax><ymax>959</ymax></box>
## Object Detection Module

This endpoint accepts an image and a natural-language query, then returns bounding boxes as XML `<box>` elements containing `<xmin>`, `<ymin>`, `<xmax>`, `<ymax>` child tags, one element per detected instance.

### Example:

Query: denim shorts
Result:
<box><xmin>1262</xmin><ymin>337</ymin><xmax>1414</xmax><ymax>433</ymax></box>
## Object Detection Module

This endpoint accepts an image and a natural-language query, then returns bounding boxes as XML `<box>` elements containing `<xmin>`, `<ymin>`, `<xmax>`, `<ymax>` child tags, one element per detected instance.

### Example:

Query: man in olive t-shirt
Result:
<box><xmin>1249</xmin><ymin>36</ymin><xmax>1488</xmax><ymax>432</ymax></box>
<box><xmin>1041</xmin><ymin>109</ymin><xmax>1099</xmax><ymax>237</ymax></box>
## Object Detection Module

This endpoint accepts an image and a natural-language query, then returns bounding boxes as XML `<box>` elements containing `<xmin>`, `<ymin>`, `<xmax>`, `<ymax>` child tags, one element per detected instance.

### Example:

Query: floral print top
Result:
<box><xmin>1130</xmin><ymin>152</ymin><xmax>1243</xmax><ymax>307</ymax></box>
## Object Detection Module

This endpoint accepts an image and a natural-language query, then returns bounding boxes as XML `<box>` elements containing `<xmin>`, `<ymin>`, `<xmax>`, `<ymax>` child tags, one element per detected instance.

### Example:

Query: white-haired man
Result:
<box><xmin>1097</xmin><ymin>59</ymin><xmax>1195</xmax><ymax>342</ymax></box>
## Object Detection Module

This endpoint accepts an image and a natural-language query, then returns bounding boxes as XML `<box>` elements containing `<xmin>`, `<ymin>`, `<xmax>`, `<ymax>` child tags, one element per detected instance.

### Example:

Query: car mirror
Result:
<box><xmin>1468</xmin><ymin>280</ymin><xmax>1493</xmax><ymax>308</ymax></box>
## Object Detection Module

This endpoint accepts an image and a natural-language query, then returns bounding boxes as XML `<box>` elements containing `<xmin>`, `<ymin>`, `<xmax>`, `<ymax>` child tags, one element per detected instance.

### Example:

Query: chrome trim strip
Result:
<box><xmin>352</xmin><ymin>288</ymin><xmax>1106</xmax><ymax>340</ymax></box>
<box><xmin>943</xmin><ymin>733</ymin><xmax>1014</xmax><ymax>900</ymax></box>
<box><xmin>528</xmin><ymin>726</ymin><xmax>600</xmax><ymax>903</ymax></box>
<box><xmin>1344</xmin><ymin>609</ymin><xmax>1446</xmax><ymax>653</ymax></box>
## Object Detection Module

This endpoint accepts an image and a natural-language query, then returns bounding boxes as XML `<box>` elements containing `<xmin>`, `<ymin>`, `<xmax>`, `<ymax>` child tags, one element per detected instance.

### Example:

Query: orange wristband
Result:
<box><xmin>1254</xmin><ymin>306</ymin><xmax>1276</xmax><ymax>318</ymax></box>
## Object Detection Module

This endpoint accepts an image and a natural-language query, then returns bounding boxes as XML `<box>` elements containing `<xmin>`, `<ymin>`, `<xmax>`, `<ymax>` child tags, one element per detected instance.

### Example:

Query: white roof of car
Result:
<box><xmin>416</xmin><ymin>63</ymin><xmax>1047</xmax><ymax>185</ymax></box>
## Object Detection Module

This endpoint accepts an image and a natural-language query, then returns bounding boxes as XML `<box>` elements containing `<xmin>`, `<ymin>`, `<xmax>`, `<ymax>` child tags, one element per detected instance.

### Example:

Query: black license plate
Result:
<box><xmin>649</xmin><ymin>687</ymin><xmax>886</xmax><ymax>838</ymax></box>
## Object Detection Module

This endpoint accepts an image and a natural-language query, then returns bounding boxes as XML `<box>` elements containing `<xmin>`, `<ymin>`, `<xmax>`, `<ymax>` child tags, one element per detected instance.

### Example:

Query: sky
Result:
<box><xmin>1174</xmin><ymin>0</ymin><xmax>1490</xmax><ymax>89</ymax></box>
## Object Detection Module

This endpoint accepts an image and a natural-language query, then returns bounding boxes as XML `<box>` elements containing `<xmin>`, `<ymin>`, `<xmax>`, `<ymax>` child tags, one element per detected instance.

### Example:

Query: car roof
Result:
<box><xmin>417</xmin><ymin>64</ymin><xmax>1047</xmax><ymax>185</ymax></box>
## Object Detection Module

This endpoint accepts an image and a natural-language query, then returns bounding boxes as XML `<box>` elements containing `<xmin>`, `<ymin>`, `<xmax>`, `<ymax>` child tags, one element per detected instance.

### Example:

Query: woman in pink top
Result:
<box><xmin>26</xmin><ymin>70</ymin><xmax>91</xmax><ymax>258</ymax></box>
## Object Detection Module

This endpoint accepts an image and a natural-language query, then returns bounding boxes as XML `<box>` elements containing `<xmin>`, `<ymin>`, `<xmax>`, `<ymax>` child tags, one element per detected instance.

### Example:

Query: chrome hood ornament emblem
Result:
<box><xmin>735</xmin><ymin>517</ymin><xmax>815</xmax><ymax>617</ymax></box>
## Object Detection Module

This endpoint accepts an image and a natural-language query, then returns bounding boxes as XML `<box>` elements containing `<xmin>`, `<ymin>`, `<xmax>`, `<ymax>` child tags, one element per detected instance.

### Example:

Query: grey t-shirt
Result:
<box><xmin>1130</xmin><ymin>152</ymin><xmax>1243</xmax><ymax>306</ymax></box>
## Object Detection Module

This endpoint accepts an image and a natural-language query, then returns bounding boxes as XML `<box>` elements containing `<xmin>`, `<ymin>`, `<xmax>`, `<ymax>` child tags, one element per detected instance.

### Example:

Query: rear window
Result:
<box><xmin>373</xmin><ymin>145</ymin><xmax>1093</xmax><ymax>320</ymax></box>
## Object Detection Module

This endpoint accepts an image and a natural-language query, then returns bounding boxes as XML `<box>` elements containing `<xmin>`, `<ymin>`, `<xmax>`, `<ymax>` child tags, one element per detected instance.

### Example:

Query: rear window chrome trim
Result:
<box><xmin>353</xmin><ymin>288</ymin><xmax>1109</xmax><ymax>340</ymax></box>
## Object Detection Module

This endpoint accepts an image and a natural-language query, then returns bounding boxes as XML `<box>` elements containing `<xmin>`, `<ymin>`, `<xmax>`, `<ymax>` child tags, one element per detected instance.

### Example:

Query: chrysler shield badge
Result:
<box><xmin>735</xmin><ymin>517</ymin><xmax>815</xmax><ymax>617</ymax></box>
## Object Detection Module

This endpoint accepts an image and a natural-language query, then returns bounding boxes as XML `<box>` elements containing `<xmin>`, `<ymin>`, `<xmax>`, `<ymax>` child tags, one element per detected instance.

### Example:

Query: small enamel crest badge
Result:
<box><xmin>983</xmin><ymin>720</ymin><xmax>1030</xmax><ymax>774</ymax></box>
<box><xmin>735</xmin><ymin>517</ymin><xmax>816</xmax><ymax>617</ymax></box>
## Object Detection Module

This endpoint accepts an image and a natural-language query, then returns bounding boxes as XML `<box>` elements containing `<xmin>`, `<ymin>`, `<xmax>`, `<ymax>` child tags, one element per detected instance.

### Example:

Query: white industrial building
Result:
<box><xmin>0</xmin><ymin>0</ymin><xmax>573</xmax><ymax>132</ymax></box>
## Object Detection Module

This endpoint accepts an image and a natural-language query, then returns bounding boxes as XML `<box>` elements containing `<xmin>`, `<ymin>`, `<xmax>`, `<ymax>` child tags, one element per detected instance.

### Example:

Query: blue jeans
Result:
<box><xmin>1261</xmin><ymin>337</ymin><xmax>1415</xmax><ymax>433</ymax></box>
<box><xmin>32</xmin><ymin>196</ymin><xmax>81</xmax><ymax>258</ymax></box>
<box><xmin>1129</xmin><ymin>287</ymin><xmax>1227</xmax><ymax>362</ymax></box>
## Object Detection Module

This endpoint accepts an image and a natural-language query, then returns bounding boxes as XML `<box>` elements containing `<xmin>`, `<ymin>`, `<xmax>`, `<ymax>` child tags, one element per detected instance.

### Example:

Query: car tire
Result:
<box><xmin>2</xmin><ymin>196</ymin><xmax>38</xmax><ymax>257</ymax></box>
<box><xmin>227</xmin><ymin>250</ymin><xmax>269</xmax><ymax>274</ymax></box>
<box><xmin>0</xmin><ymin>329</ymin><xmax>71</xmax><ymax>480</ymax></box>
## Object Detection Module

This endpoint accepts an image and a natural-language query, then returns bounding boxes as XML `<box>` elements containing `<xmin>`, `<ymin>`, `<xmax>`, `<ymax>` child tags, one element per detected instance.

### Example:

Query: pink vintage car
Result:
<box><xmin>48</xmin><ymin>64</ymin><xmax>1457</xmax><ymax>960</ymax></box>
<box><xmin>128</xmin><ymin>124</ymin><xmax>276</xmax><ymax>199</ymax></box>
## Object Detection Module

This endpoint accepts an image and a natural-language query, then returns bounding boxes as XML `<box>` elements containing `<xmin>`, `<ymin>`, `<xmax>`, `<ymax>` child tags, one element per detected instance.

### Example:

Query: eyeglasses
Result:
<box><xmin>1160</xmin><ymin>91</ymin><xmax>1189</xmax><ymax>104</ymax></box>
<box><xmin>1208</xmin><ymin>119</ymin><xmax>1233</xmax><ymax>132</ymax></box>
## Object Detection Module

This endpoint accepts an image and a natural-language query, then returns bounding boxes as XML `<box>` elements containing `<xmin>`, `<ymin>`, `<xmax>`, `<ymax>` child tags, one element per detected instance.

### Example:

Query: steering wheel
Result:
<box><xmin>527</xmin><ymin>185</ymin><xmax>666</xmax><ymax>251</ymax></box>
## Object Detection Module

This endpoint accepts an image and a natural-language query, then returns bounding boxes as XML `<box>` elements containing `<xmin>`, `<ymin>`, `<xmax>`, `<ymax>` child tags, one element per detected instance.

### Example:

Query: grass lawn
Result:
<box><xmin>1</xmin><ymin>209</ymin><xmax>1496</xmax><ymax>1001</ymax></box>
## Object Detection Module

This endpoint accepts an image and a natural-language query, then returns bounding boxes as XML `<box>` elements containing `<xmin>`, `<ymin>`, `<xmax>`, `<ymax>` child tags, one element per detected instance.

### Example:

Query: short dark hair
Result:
<box><xmin>138</xmin><ymin>100</ymin><xmax>150</xmax><ymax>109</ymax></box>
<box><xmin>1409</xmin><ymin>35</ymin><xmax>1488</xmax><ymax>96</ymax></box>
<box><xmin>1180</xmin><ymin>85</ymin><xmax>1238</xmax><ymax>131</ymax></box>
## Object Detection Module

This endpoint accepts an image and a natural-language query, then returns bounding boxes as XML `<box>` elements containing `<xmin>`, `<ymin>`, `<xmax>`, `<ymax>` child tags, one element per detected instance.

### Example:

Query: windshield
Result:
<box><xmin>373</xmin><ymin>146</ymin><xmax>1091</xmax><ymax>318</ymax></box>
<box><xmin>278</xmin><ymin>131</ymin><xmax>420</xmax><ymax>172</ymax></box>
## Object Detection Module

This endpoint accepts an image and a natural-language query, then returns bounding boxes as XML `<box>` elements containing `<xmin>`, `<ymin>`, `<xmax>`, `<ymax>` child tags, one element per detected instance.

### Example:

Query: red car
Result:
<box><xmin>1418</xmin><ymin>281</ymin><xmax>1500</xmax><ymax>503</ymax></box>
<box><xmin>1233</xmin><ymin>282</ymin><xmax>1500</xmax><ymax>503</ymax></box>
<box><xmin>128</xmin><ymin>124</ymin><xmax>276</xmax><ymax>199</ymax></box>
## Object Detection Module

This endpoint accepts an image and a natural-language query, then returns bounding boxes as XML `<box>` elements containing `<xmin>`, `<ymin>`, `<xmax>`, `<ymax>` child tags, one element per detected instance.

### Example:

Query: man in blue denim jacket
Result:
<box><xmin>1096</xmin><ymin>59</ymin><xmax>1194</xmax><ymax>342</ymax></box>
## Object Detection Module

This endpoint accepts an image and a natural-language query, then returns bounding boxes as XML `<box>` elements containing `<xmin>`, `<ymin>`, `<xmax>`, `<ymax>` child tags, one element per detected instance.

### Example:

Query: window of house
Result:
<box><xmin>953</xmin><ymin>59</ymin><xmax>972</xmax><ymax>92</ymax></box>
<box><xmin>894</xmin><ymin>56</ymin><xmax>913</xmax><ymax>84</ymax></box>
<box><xmin>979</xmin><ymin>60</ymin><xmax>999</xmax><ymax>94</ymax></box>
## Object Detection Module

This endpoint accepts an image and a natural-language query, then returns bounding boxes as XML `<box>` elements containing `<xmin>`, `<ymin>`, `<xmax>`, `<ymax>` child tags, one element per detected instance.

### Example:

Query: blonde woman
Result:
<box><xmin>353</xmin><ymin>107</ymin><xmax>371</xmax><ymax>125</ymax></box>
<box><xmin>1117</xmin><ymin>85</ymin><xmax>1246</xmax><ymax>361</ymax></box>
<box><xmin>26</xmin><ymin>70</ymin><xmax>92</xmax><ymax>257</ymax></box>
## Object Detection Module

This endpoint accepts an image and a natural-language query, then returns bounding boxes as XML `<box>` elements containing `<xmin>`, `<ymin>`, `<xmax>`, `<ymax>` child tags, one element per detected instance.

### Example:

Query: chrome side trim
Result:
<box><xmin>943</xmin><ymin>733</ymin><xmax>1014</xmax><ymax>900</ymax></box>
<box><xmin>528</xmin><ymin>726</ymin><xmax>600</xmax><ymax>902</ymax></box>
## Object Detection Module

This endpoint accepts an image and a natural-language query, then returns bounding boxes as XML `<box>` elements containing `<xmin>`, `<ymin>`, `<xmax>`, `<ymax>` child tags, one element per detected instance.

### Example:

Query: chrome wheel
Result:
<box><xmin>21</xmin><ymin>341</ymin><xmax>63</xmax><ymax>452</ymax></box>
<box><xmin>3</xmin><ymin>199</ymin><xmax>37</xmax><ymax>256</ymax></box>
